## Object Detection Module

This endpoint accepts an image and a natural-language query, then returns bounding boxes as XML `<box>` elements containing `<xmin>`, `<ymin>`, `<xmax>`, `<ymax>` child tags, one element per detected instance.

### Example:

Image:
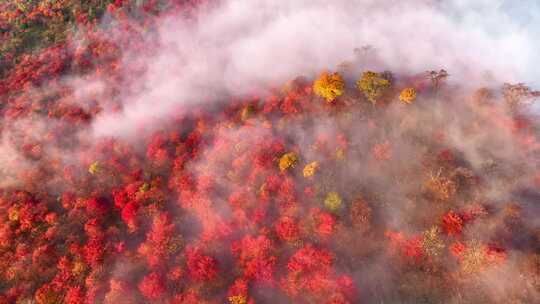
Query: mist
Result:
<box><xmin>0</xmin><ymin>0</ymin><xmax>539</xmax><ymax>303</ymax></box>
<box><xmin>91</xmin><ymin>0</ymin><xmax>540</xmax><ymax>138</ymax></box>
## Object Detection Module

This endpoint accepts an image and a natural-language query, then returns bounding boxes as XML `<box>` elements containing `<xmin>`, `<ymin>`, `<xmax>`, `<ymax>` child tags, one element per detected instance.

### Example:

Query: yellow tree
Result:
<box><xmin>88</xmin><ymin>161</ymin><xmax>100</xmax><ymax>175</ymax></box>
<box><xmin>303</xmin><ymin>161</ymin><xmax>319</xmax><ymax>178</ymax></box>
<box><xmin>279</xmin><ymin>152</ymin><xmax>299</xmax><ymax>172</ymax></box>
<box><xmin>356</xmin><ymin>71</ymin><xmax>391</xmax><ymax>104</ymax></box>
<box><xmin>324</xmin><ymin>191</ymin><xmax>343</xmax><ymax>212</ymax></box>
<box><xmin>313</xmin><ymin>71</ymin><xmax>345</xmax><ymax>102</ymax></box>
<box><xmin>399</xmin><ymin>87</ymin><xmax>417</xmax><ymax>104</ymax></box>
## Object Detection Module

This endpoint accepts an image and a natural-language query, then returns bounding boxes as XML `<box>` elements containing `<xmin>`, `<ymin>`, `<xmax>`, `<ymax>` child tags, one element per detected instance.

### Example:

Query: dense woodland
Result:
<box><xmin>0</xmin><ymin>1</ymin><xmax>539</xmax><ymax>303</ymax></box>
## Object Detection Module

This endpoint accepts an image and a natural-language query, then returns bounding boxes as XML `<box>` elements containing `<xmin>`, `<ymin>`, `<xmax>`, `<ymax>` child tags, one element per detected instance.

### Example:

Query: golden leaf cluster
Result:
<box><xmin>303</xmin><ymin>161</ymin><xmax>320</xmax><ymax>178</ymax></box>
<box><xmin>228</xmin><ymin>295</ymin><xmax>247</xmax><ymax>304</ymax></box>
<box><xmin>399</xmin><ymin>87</ymin><xmax>417</xmax><ymax>104</ymax></box>
<box><xmin>356</xmin><ymin>71</ymin><xmax>391</xmax><ymax>104</ymax></box>
<box><xmin>279</xmin><ymin>152</ymin><xmax>299</xmax><ymax>172</ymax></box>
<box><xmin>313</xmin><ymin>71</ymin><xmax>345</xmax><ymax>102</ymax></box>
<box><xmin>88</xmin><ymin>161</ymin><xmax>100</xmax><ymax>175</ymax></box>
<box><xmin>324</xmin><ymin>191</ymin><xmax>343</xmax><ymax>211</ymax></box>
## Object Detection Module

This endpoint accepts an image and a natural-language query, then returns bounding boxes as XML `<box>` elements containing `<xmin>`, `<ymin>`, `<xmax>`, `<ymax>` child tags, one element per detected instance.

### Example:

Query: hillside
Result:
<box><xmin>0</xmin><ymin>1</ymin><xmax>539</xmax><ymax>303</ymax></box>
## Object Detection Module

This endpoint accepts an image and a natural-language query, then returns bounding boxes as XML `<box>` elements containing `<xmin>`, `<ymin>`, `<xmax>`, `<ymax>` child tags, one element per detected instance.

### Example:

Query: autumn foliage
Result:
<box><xmin>0</xmin><ymin>1</ymin><xmax>538</xmax><ymax>304</ymax></box>
<box><xmin>356</xmin><ymin>70</ymin><xmax>391</xmax><ymax>104</ymax></box>
<box><xmin>313</xmin><ymin>71</ymin><xmax>345</xmax><ymax>102</ymax></box>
